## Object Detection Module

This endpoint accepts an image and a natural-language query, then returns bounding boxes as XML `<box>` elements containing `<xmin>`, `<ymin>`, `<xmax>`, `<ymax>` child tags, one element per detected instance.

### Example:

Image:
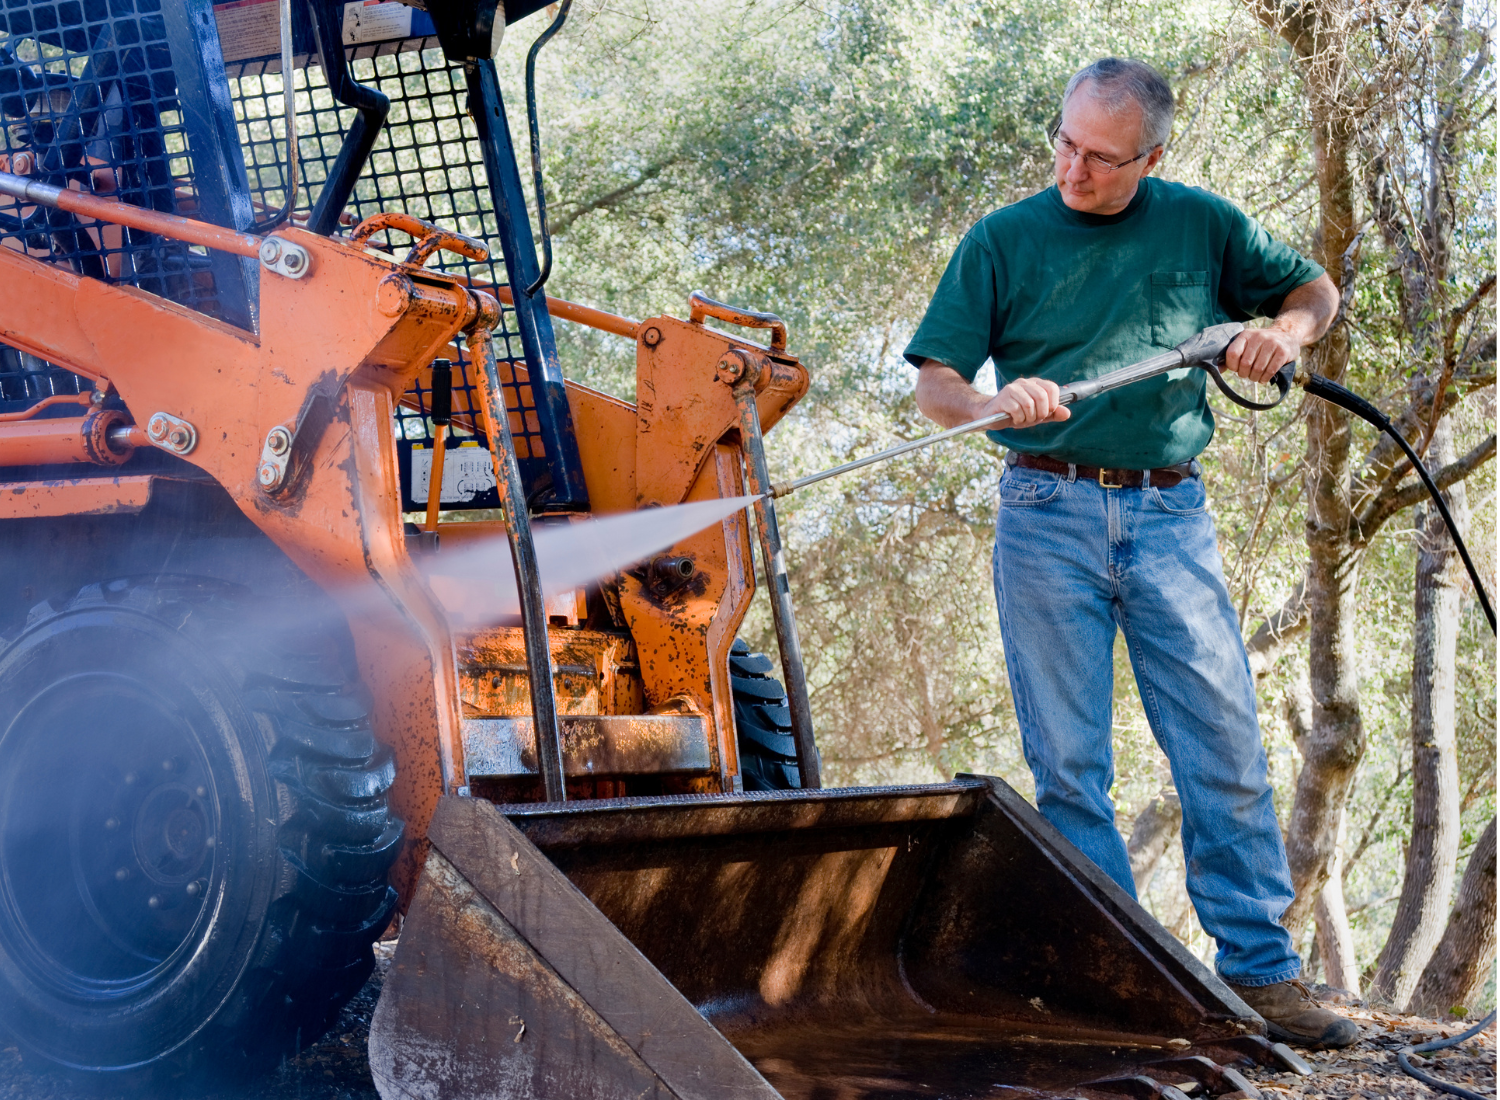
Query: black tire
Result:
<box><xmin>729</xmin><ymin>639</ymin><xmax>803</xmax><ymax>791</ymax></box>
<box><xmin>0</xmin><ymin>576</ymin><xmax>403</xmax><ymax>1085</ymax></box>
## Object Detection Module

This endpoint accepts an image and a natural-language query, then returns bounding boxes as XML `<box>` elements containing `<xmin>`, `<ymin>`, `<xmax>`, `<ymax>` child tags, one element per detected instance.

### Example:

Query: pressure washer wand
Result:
<box><xmin>767</xmin><ymin>323</ymin><xmax>1247</xmax><ymax>499</ymax></box>
<box><xmin>761</xmin><ymin>317</ymin><xmax>1495</xmax><ymax>633</ymax></box>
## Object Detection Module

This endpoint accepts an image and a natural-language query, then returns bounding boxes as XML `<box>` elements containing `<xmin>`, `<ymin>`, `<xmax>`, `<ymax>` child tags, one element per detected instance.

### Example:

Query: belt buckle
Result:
<box><xmin>1098</xmin><ymin>468</ymin><xmax>1124</xmax><ymax>490</ymax></box>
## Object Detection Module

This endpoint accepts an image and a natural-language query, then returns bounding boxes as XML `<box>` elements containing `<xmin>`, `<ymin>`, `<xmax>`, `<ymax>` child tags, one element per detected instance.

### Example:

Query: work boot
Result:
<box><xmin>1226</xmin><ymin>978</ymin><xmax>1361</xmax><ymax>1049</ymax></box>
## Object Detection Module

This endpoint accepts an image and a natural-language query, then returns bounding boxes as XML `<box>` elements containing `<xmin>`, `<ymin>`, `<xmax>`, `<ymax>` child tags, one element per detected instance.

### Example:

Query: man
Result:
<box><xmin>904</xmin><ymin>58</ymin><xmax>1357</xmax><ymax>1049</ymax></box>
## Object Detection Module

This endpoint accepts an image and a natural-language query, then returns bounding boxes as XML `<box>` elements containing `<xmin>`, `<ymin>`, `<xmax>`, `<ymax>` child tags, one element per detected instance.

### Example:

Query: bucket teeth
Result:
<box><xmin>1141</xmin><ymin>1054</ymin><xmax>1263</xmax><ymax>1098</ymax></box>
<box><xmin>1187</xmin><ymin>1034</ymin><xmax>1313</xmax><ymax>1077</ymax></box>
<box><xmin>1080</xmin><ymin>1073</ymin><xmax>1195</xmax><ymax>1099</ymax></box>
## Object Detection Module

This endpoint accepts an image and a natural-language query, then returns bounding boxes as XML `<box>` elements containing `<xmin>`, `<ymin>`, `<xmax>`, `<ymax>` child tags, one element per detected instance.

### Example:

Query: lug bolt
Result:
<box><xmin>186</xmin><ymin>881</ymin><xmax>201</xmax><ymax>897</ymax></box>
<box><xmin>161</xmin><ymin>759</ymin><xmax>173</xmax><ymax>772</ymax></box>
<box><xmin>205</xmin><ymin>836</ymin><xmax>216</xmax><ymax>849</ymax></box>
<box><xmin>104</xmin><ymin>817</ymin><xmax>118</xmax><ymax>830</ymax></box>
<box><xmin>123</xmin><ymin>771</ymin><xmax>136</xmax><ymax>785</ymax></box>
<box><xmin>258</xmin><ymin>462</ymin><xmax>280</xmax><ymax>488</ymax></box>
<box><xmin>266</xmin><ymin>427</ymin><xmax>291</xmax><ymax>456</ymax></box>
<box><xmin>115</xmin><ymin>868</ymin><xmax>129</xmax><ymax>882</ymax></box>
<box><xmin>147</xmin><ymin>895</ymin><xmax>161</xmax><ymax>909</ymax></box>
<box><xmin>195</xmin><ymin>786</ymin><xmax>207</xmax><ymax>798</ymax></box>
<box><xmin>259</xmin><ymin>238</ymin><xmax>282</xmax><ymax>265</ymax></box>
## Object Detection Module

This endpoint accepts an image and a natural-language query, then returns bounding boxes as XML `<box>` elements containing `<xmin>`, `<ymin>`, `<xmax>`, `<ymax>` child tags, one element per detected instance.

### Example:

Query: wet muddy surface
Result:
<box><xmin>0</xmin><ymin>955</ymin><xmax>1491</xmax><ymax>1099</ymax></box>
<box><xmin>0</xmin><ymin>952</ymin><xmax>390</xmax><ymax>1100</ymax></box>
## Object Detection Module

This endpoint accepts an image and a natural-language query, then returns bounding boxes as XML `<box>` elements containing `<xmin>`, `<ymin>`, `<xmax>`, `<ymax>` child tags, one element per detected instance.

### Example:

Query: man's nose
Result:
<box><xmin>1065</xmin><ymin>155</ymin><xmax>1091</xmax><ymax>185</ymax></box>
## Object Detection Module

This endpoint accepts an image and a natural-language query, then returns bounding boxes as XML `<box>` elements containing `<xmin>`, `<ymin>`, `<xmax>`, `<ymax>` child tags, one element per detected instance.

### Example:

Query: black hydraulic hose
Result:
<box><xmin>1395</xmin><ymin>1010</ymin><xmax>1496</xmax><ymax>1100</ymax></box>
<box><xmin>521</xmin><ymin>0</ymin><xmax>572</xmax><ymax>295</ymax></box>
<box><xmin>1301</xmin><ymin>373</ymin><xmax>1496</xmax><ymax>634</ymax></box>
<box><xmin>251</xmin><ymin>0</ymin><xmax>299</xmax><ymax>232</ymax></box>
<box><xmin>306</xmin><ymin>0</ymin><xmax>389</xmax><ymax>235</ymax></box>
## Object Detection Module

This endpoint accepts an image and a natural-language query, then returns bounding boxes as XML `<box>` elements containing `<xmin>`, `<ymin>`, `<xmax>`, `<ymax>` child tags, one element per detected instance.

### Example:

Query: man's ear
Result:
<box><xmin>1143</xmin><ymin>145</ymin><xmax>1165</xmax><ymax>175</ymax></box>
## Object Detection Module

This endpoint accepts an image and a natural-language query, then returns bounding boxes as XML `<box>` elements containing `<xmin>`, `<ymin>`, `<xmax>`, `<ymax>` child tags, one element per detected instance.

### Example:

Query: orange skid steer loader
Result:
<box><xmin>0</xmin><ymin>0</ymin><xmax>1308</xmax><ymax>1094</ymax></box>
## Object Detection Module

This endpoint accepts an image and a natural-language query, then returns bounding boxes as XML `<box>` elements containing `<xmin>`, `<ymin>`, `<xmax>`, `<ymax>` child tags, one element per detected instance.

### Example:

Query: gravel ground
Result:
<box><xmin>1</xmin><ymin>956</ymin><xmax>1492</xmax><ymax>1099</ymax></box>
<box><xmin>1239</xmin><ymin>997</ymin><xmax>1496</xmax><ymax>1100</ymax></box>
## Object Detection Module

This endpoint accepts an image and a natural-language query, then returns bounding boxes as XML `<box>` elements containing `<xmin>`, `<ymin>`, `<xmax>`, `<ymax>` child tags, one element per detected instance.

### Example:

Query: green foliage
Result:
<box><xmin>495</xmin><ymin>0</ymin><xmax>1495</xmax><ymax>987</ymax></box>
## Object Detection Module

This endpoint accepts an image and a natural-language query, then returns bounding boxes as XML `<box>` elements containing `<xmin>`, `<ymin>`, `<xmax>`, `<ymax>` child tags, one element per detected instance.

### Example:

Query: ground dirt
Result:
<box><xmin>0</xmin><ymin>956</ymin><xmax>1493</xmax><ymax>1099</ymax></box>
<box><xmin>1237</xmin><ymin>996</ymin><xmax>1496</xmax><ymax>1100</ymax></box>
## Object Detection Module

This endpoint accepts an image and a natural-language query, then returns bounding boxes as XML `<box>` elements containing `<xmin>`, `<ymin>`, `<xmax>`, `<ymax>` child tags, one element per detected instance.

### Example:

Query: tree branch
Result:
<box><xmin>1343</xmin><ymin>765</ymin><xmax>1411</xmax><ymax>884</ymax></box>
<box><xmin>549</xmin><ymin>157</ymin><xmax>684</xmax><ymax>236</ymax></box>
<box><xmin>1420</xmin><ymin>274</ymin><xmax>1500</xmax><ymax>457</ymax></box>
<box><xmin>1333</xmin><ymin>228</ymin><xmax>1366</xmax><ymax>330</ymax></box>
<box><xmin>1246</xmin><ymin>579</ymin><xmax>1310</xmax><ymax>680</ymax></box>
<box><xmin>1355</xmin><ymin>433</ymin><xmax>1496</xmax><ymax>536</ymax></box>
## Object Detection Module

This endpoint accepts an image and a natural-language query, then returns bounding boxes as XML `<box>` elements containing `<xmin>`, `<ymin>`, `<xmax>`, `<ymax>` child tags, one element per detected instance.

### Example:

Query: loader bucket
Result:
<box><xmin>371</xmin><ymin>778</ymin><xmax>1293</xmax><ymax>1100</ymax></box>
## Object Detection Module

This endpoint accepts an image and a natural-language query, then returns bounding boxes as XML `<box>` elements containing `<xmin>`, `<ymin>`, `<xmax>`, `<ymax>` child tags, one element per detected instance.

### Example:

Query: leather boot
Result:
<box><xmin>1226</xmin><ymin>978</ymin><xmax>1360</xmax><ymax>1049</ymax></box>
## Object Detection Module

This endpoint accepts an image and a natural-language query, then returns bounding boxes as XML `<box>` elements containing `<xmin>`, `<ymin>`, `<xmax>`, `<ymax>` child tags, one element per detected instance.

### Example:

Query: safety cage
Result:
<box><xmin>0</xmin><ymin>0</ymin><xmax>569</xmax><ymax>508</ymax></box>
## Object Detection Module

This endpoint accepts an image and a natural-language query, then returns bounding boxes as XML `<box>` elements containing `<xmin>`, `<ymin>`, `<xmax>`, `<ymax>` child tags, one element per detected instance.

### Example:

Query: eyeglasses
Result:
<box><xmin>1049</xmin><ymin>128</ymin><xmax>1157</xmax><ymax>173</ymax></box>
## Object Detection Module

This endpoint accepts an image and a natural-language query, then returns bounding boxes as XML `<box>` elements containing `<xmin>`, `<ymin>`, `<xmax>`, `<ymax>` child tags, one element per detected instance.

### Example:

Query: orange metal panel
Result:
<box><xmin>617</xmin><ymin>444</ymin><xmax>755</xmax><ymax>786</ymax></box>
<box><xmin>0</xmin><ymin>473</ymin><xmax>159</xmax><ymax>519</ymax></box>
<box><xmin>0</xmin><ymin>228</ymin><xmax>478</xmax><ymax>904</ymax></box>
<box><xmin>633</xmin><ymin>315</ymin><xmax>808</xmax><ymax>509</ymax></box>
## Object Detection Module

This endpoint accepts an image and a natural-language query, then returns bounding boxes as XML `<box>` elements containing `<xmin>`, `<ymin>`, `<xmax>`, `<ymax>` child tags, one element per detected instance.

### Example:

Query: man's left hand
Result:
<box><xmin>1223</xmin><ymin>326</ymin><xmax>1300</xmax><ymax>385</ymax></box>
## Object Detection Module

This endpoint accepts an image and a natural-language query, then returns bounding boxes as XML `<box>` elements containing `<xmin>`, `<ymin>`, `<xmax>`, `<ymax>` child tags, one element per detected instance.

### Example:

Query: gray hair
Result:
<box><xmin>1063</xmin><ymin>58</ymin><xmax>1174</xmax><ymax>154</ymax></box>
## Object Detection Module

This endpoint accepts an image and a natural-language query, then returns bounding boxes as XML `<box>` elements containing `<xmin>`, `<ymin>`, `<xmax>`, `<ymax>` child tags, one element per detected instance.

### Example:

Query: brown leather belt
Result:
<box><xmin>1010</xmin><ymin>452</ymin><xmax>1196</xmax><ymax>489</ymax></box>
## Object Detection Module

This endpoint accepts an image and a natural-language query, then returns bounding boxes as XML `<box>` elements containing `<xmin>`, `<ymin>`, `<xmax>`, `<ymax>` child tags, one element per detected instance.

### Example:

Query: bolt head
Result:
<box><xmin>114</xmin><ymin>868</ymin><xmax>129</xmax><ymax>882</ymax></box>
<box><xmin>258</xmin><ymin>462</ymin><xmax>280</xmax><ymax>488</ymax></box>
<box><xmin>259</xmin><ymin>238</ymin><xmax>282</xmax><ymax>264</ymax></box>
<box><xmin>186</xmin><ymin>881</ymin><xmax>200</xmax><ymax>898</ymax></box>
<box><xmin>642</xmin><ymin>326</ymin><xmax>662</xmax><ymax>347</ymax></box>
<box><xmin>147</xmin><ymin>414</ymin><xmax>168</xmax><ymax>441</ymax></box>
<box><xmin>281</xmin><ymin>249</ymin><xmax>305</xmax><ymax>273</ymax></box>
<box><xmin>266</xmin><ymin>427</ymin><xmax>291</xmax><ymax>456</ymax></box>
<box><xmin>167</xmin><ymin>426</ymin><xmax>190</xmax><ymax>449</ymax></box>
<box><xmin>104</xmin><ymin>817</ymin><xmax>118</xmax><ymax>830</ymax></box>
<box><xmin>716</xmin><ymin>354</ymin><xmax>748</xmax><ymax>385</ymax></box>
<box><xmin>147</xmin><ymin>895</ymin><xmax>161</xmax><ymax>910</ymax></box>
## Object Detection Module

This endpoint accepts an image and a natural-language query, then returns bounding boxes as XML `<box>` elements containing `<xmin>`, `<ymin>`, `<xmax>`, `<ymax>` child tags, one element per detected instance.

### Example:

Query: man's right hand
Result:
<box><xmin>915</xmin><ymin>361</ymin><xmax>1071</xmax><ymax>430</ymax></box>
<box><xmin>992</xmin><ymin>376</ymin><xmax>1070</xmax><ymax>428</ymax></box>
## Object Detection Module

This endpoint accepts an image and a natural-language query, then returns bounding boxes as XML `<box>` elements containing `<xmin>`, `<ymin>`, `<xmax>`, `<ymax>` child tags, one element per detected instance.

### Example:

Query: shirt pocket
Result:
<box><xmin>1150</xmin><ymin>271</ymin><xmax>1212</xmax><ymax>349</ymax></box>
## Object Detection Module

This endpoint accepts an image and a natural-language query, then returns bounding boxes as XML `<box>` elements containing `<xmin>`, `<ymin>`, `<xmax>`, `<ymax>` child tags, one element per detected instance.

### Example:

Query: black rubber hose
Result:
<box><xmin>522</xmin><ymin>0</ymin><xmax>572</xmax><ymax>295</ymax></box>
<box><xmin>1395</xmin><ymin>1010</ymin><xmax>1496</xmax><ymax>1100</ymax></box>
<box><xmin>306</xmin><ymin>0</ymin><xmax>390</xmax><ymax>235</ymax></box>
<box><xmin>1302</xmin><ymin>373</ymin><xmax>1496</xmax><ymax>634</ymax></box>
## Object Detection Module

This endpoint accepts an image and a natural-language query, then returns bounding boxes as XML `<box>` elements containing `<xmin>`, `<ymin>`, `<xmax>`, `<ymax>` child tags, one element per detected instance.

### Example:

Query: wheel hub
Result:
<box><xmin>0</xmin><ymin>674</ymin><xmax>222</xmax><ymax>990</ymax></box>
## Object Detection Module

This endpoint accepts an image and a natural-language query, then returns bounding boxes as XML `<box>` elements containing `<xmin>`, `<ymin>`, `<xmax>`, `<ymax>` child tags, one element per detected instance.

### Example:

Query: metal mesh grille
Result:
<box><xmin>228</xmin><ymin>44</ymin><xmax>546</xmax><ymax>511</ymax></box>
<box><xmin>0</xmin><ymin>0</ymin><xmax>228</xmax><ymax>315</ymax></box>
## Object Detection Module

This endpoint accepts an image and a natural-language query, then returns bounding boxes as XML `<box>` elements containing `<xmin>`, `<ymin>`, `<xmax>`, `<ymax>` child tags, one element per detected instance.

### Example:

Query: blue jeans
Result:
<box><xmin>991</xmin><ymin>458</ymin><xmax>1300</xmax><ymax>987</ymax></box>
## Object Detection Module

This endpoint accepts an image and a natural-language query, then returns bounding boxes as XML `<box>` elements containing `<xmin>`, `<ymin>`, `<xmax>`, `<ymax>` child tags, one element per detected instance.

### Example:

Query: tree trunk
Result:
<box><xmin>1408</xmin><ymin>818</ymin><xmax>1497</xmax><ymax>1019</ymax></box>
<box><xmin>1370</xmin><ymin>418</ymin><xmax>1468</xmax><ymax>1008</ymax></box>
<box><xmin>1127</xmin><ymin>788</ymin><xmax>1182</xmax><ymax>894</ymax></box>
<box><xmin>1277</xmin><ymin>63</ymin><xmax>1364</xmax><ymax>943</ymax></box>
<box><xmin>1314</xmin><ymin>809</ymin><xmax>1361</xmax><ymax>995</ymax></box>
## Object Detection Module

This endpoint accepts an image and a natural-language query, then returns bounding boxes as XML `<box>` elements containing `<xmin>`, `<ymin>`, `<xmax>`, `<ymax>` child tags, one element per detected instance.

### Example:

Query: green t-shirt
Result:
<box><xmin>903</xmin><ymin>177</ymin><xmax>1324</xmax><ymax>468</ymax></box>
